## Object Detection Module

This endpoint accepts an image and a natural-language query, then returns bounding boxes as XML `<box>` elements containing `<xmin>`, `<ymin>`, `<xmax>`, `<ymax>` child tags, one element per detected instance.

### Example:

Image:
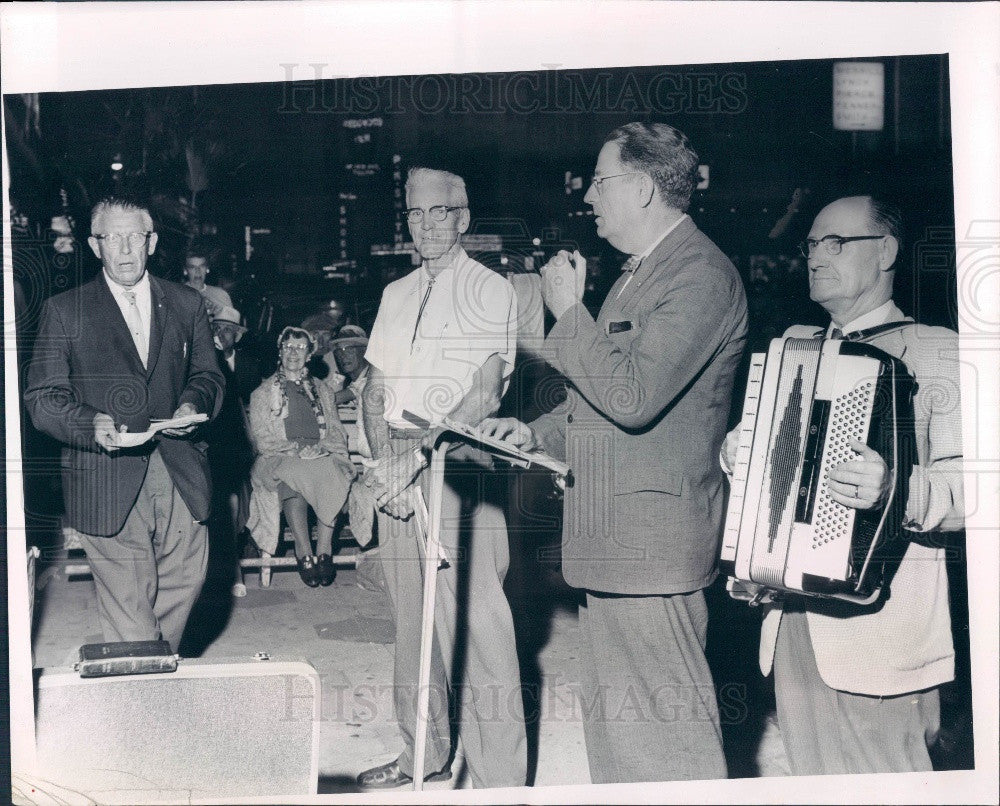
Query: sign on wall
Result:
<box><xmin>833</xmin><ymin>61</ymin><xmax>885</xmax><ymax>131</ymax></box>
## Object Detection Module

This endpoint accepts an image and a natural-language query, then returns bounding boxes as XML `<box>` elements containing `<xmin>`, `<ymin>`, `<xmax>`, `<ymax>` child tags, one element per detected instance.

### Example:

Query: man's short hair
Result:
<box><xmin>605</xmin><ymin>123</ymin><xmax>701</xmax><ymax>212</ymax></box>
<box><xmin>405</xmin><ymin>166</ymin><xmax>469</xmax><ymax>207</ymax></box>
<box><xmin>90</xmin><ymin>194</ymin><xmax>154</xmax><ymax>232</ymax></box>
<box><xmin>864</xmin><ymin>196</ymin><xmax>904</xmax><ymax>253</ymax></box>
<box><xmin>186</xmin><ymin>237</ymin><xmax>214</xmax><ymax>263</ymax></box>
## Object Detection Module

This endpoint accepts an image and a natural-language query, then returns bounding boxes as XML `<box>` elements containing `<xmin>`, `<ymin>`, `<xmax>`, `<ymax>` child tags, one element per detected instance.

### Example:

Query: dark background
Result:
<box><xmin>5</xmin><ymin>55</ymin><xmax>956</xmax><ymax>335</ymax></box>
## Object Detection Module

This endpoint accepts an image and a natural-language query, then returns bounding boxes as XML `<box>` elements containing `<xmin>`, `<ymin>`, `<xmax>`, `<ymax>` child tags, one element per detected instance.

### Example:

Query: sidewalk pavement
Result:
<box><xmin>30</xmin><ymin>543</ymin><xmax>790</xmax><ymax>795</ymax></box>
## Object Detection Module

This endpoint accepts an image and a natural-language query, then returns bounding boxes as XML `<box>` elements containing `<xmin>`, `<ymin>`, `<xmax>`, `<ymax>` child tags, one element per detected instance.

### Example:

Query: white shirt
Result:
<box><xmin>186</xmin><ymin>282</ymin><xmax>232</xmax><ymax>316</ymax></box>
<box><xmin>616</xmin><ymin>214</ymin><xmax>689</xmax><ymax>299</ymax></box>
<box><xmin>826</xmin><ymin>300</ymin><xmax>896</xmax><ymax>337</ymax></box>
<box><xmin>634</xmin><ymin>214</ymin><xmax>689</xmax><ymax>263</ymax></box>
<box><xmin>105</xmin><ymin>270</ymin><xmax>151</xmax><ymax>361</ymax></box>
<box><xmin>366</xmin><ymin>249</ymin><xmax>517</xmax><ymax>428</ymax></box>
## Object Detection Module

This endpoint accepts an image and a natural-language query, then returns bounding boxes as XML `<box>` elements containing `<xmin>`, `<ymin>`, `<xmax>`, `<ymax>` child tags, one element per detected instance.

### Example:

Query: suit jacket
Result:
<box><xmin>226</xmin><ymin>342</ymin><xmax>265</xmax><ymax>408</ymax></box>
<box><xmin>24</xmin><ymin>273</ymin><xmax>224</xmax><ymax>536</ymax></box>
<box><xmin>532</xmin><ymin>217</ymin><xmax>748</xmax><ymax>594</ymax></box>
<box><xmin>758</xmin><ymin>304</ymin><xmax>962</xmax><ymax>695</ymax></box>
<box><xmin>205</xmin><ymin>348</ymin><xmax>255</xmax><ymax>472</ymax></box>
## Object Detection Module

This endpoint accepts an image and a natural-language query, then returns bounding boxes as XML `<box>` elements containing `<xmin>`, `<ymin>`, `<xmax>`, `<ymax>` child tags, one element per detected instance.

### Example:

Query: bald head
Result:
<box><xmin>805</xmin><ymin>196</ymin><xmax>900</xmax><ymax>326</ymax></box>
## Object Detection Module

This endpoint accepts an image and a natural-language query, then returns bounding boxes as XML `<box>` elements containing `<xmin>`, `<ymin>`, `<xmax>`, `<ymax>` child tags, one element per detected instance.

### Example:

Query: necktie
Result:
<box><xmin>123</xmin><ymin>290</ymin><xmax>148</xmax><ymax>366</ymax></box>
<box><xmin>830</xmin><ymin>327</ymin><xmax>844</xmax><ymax>340</ymax></box>
<box><xmin>616</xmin><ymin>256</ymin><xmax>641</xmax><ymax>300</ymax></box>
<box><xmin>410</xmin><ymin>277</ymin><xmax>435</xmax><ymax>352</ymax></box>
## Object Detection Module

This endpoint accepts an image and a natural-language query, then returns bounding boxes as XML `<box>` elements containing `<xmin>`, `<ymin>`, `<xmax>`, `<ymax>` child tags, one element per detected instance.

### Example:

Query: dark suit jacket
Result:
<box><xmin>227</xmin><ymin>342</ymin><xmax>264</xmax><ymax>408</ymax></box>
<box><xmin>205</xmin><ymin>348</ymin><xmax>256</xmax><ymax>476</ymax></box>
<box><xmin>25</xmin><ymin>273</ymin><xmax>224</xmax><ymax>536</ymax></box>
<box><xmin>532</xmin><ymin>217</ymin><xmax>748</xmax><ymax>594</ymax></box>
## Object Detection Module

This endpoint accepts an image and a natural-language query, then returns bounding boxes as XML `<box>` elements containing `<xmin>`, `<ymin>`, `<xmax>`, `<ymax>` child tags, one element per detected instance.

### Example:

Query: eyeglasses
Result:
<box><xmin>798</xmin><ymin>234</ymin><xmax>886</xmax><ymax>258</ymax></box>
<box><xmin>590</xmin><ymin>172</ymin><xmax>644</xmax><ymax>195</ymax></box>
<box><xmin>280</xmin><ymin>343</ymin><xmax>310</xmax><ymax>354</ymax></box>
<box><xmin>92</xmin><ymin>232</ymin><xmax>152</xmax><ymax>249</ymax></box>
<box><xmin>404</xmin><ymin>206</ymin><xmax>466</xmax><ymax>224</ymax></box>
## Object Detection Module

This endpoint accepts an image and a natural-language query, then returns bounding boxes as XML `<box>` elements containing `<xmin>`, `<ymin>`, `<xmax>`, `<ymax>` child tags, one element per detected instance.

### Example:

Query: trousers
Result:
<box><xmin>77</xmin><ymin>449</ymin><xmax>209</xmax><ymax>653</ymax></box>
<box><xmin>377</xmin><ymin>436</ymin><xmax>527</xmax><ymax>788</ymax></box>
<box><xmin>773</xmin><ymin>607</ymin><xmax>940</xmax><ymax>775</ymax></box>
<box><xmin>577</xmin><ymin>588</ymin><xmax>728</xmax><ymax>783</ymax></box>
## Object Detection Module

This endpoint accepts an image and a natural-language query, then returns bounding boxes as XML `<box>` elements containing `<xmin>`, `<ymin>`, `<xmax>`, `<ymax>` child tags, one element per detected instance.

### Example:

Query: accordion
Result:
<box><xmin>720</xmin><ymin>336</ymin><xmax>914</xmax><ymax>604</ymax></box>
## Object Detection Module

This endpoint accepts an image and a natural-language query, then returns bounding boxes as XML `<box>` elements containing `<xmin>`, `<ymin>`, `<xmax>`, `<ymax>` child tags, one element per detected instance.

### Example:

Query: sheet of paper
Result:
<box><xmin>116</xmin><ymin>413</ymin><xmax>209</xmax><ymax>448</ymax></box>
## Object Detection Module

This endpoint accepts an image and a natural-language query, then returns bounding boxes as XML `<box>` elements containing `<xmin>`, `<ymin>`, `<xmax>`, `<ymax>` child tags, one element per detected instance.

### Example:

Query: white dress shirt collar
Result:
<box><xmin>633</xmin><ymin>214</ymin><xmax>689</xmax><ymax>263</ymax></box>
<box><xmin>104</xmin><ymin>269</ymin><xmax>151</xmax><ymax>304</ymax></box>
<box><xmin>420</xmin><ymin>247</ymin><xmax>467</xmax><ymax>284</ymax></box>
<box><xmin>828</xmin><ymin>300</ymin><xmax>896</xmax><ymax>336</ymax></box>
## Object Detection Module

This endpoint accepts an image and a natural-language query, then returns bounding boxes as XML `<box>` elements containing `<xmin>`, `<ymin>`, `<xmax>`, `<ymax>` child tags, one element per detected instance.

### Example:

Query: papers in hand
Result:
<box><xmin>440</xmin><ymin>417</ymin><xmax>571</xmax><ymax>480</ymax></box>
<box><xmin>115</xmin><ymin>413</ymin><xmax>209</xmax><ymax>447</ymax></box>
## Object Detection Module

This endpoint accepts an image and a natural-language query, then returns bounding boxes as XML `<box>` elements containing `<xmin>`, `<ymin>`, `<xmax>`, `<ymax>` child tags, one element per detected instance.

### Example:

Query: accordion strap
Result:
<box><xmin>823</xmin><ymin>320</ymin><xmax>916</xmax><ymax>343</ymax></box>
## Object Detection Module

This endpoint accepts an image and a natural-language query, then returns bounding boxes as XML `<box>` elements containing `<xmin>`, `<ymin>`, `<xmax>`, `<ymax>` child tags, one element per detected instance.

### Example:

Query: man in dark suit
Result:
<box><xmin>482</xmin><ymin>123</ymin><xmax>747</xmax><ymax>783</ymax></box>
<box><xmin>210</xmin><ymin>305</ymin><xmax>262</xmax><ymax>407</ymax></box>
<box><xmin>206</xmin><ymin>305</ymin><xmax>258</xmax><ymax>589</ymax></box>
<box><xmin>25</xmin><ymin>195</ymin><xmax>224</xmax><ymax>652</ymax></box>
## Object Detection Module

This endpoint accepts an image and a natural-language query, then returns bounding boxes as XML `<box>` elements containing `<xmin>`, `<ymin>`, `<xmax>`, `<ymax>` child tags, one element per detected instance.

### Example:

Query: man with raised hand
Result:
<box><xmin>483</xmin><ymin>123</ymin><xmax>747</xmax><ymax>783</ymax></box>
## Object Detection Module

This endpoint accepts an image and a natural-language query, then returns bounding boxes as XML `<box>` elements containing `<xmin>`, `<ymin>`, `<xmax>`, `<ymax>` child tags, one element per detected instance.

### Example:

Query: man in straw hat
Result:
<box><xmin>206</xmin><ymin>306</ymin><xmax>259</xmax><ymax>595</ymax></box>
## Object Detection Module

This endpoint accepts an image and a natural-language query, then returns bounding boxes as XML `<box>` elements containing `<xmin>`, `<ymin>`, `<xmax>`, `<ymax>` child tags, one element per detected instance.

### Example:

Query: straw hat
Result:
<box><xmin>211</xmin><ymin>306</ymin><xmax>248</xmax><ymax>341</ymax></box>
<box><xmin>330</xmin><ymin>324</ymin><xmax>368</xmax><ymax>349</ymax></box>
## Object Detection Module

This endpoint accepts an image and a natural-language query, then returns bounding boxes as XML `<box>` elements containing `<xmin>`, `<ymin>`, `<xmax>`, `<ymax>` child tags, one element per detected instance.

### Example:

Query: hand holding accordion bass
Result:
<box><xmin>721</xmin><ymin>336</ymin><xmax>914</xmax><ymax>604</ymax></box>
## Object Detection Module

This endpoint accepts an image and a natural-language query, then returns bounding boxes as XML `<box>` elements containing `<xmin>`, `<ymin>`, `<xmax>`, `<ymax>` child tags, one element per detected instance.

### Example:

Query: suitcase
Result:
<box><xmin>34</xmin><ymin>655</ymin><xmax>320</xmax><ymax>802</ymax></box>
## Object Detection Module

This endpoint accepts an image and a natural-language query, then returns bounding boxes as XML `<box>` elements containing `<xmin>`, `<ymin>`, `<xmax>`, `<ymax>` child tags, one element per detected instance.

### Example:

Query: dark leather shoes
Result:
<box><xmin>296</xmin><ymin>554</ymin><xmax>320</xmax><ymax>587</ymax></box>
<box><xmin>316</xmin><ymin>554</ymin><xmax>335</xmax><ymax>586</ymax></box>
<box><xmin>356</xmin><ymin>760</ymin><xmax>451</xmax><ymax>789</ymax></box>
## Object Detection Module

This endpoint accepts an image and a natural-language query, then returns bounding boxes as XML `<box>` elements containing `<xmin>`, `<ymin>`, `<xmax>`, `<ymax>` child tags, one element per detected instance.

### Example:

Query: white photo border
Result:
<box><xmin>2</xmin><ymin>2</ymin><xmax>997</xmax><ymax>804</ymax></box>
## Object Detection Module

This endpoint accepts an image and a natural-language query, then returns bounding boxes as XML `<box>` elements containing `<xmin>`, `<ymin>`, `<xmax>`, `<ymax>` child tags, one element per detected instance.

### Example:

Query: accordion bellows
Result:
<box><xmin>721</xmin><ymin>337</ymin><xmax>914</xmax><ymax>604</ymax></box>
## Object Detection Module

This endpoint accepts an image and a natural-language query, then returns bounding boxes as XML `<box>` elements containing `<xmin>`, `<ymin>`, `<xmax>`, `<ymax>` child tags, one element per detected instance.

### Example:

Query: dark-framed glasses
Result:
<box><xmin>404</xmin><ymin>206</ymin><xmax>466</xmax><ymax>224</ymax></box>
<box><xmin>281</xmin><ymin>343</ymin><xmax>310</xmax><ymax>354</ymax></box>
<box><xmin>798</xmin><ymin>234</ymin><xmax>886</xmax><ymax>258</ymax></box>
<box><xmin>590</xmin><ymin>171</ymin><xmax>644</xmax><ymax>194</ymax></box>
<box><xmin>92</xmin><ymin>231</ymin><xmax>152</xmax><ymax>249</ymax></box>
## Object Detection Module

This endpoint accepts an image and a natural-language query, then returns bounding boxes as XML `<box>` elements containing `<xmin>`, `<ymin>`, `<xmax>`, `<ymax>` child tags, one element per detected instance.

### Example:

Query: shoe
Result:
<box><xmin>356</xmin><ymin>760</ymin><xmax>451</xmax><ymax>789</ymax></box>
<box><xmin>316</xmin><ymin>553</ymin><xmax>335</xmax><ymax>586</ymax></box>
<box><xmin>296</xmin><ymin>554</ymin><xmax>321</xmax><ymax>587</ymax></box>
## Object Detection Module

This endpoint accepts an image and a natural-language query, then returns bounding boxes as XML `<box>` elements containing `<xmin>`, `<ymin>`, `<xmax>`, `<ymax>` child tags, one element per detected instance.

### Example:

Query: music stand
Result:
<box><xmin>409</xmin><ymin>419</ymin><xmax>570</xmax><ymax>790</ymax></box>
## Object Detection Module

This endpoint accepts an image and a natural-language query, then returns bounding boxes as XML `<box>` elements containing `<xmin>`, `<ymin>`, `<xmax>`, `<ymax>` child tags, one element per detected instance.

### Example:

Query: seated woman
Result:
<box><xmin>246</xmin><ymin>326</ymin><xmax>355</xmax><ymax>587</ymax></box>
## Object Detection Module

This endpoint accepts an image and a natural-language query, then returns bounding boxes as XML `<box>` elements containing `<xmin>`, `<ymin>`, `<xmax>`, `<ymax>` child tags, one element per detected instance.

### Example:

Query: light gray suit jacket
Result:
<box><xmin>759</xmin><ymin>304</ymin><xmax>962</xmax><ymax>695</ymax></box>
<box><xmin>532</xmin><ymin>216</ymin><xmax>748</xmax><ymax>594</ymax></box>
